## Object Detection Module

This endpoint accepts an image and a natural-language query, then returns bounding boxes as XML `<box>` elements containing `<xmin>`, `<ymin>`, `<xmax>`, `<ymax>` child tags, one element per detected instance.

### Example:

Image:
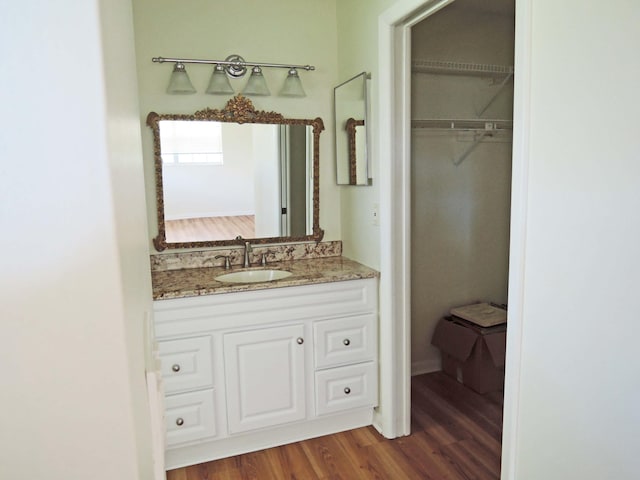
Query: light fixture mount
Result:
<box><xmin>224</xmin><ymin>54</ymin><xmax>247</xmax><ymax>78</ymax></box>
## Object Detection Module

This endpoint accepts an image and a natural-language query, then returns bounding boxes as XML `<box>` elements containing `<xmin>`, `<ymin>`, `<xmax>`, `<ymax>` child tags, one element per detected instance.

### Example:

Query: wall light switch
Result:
<box><xmin>372</xmin><ymin>203</ymin><xmax>380</xmax><ymax>226</ymax></box>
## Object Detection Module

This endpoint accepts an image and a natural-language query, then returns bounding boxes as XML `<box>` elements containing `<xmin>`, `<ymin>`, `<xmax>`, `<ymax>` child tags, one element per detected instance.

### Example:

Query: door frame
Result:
<box><xmin>376</xmin><ymin>1</ymin><xmax>531</xmax><ymax>478</ymax></box>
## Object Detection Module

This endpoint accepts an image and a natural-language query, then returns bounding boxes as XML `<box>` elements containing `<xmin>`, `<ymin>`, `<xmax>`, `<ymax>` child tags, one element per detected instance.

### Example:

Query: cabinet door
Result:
<box><xmin>224</xmin><ymin>324</ymin><xmax>306</xmax><ymax>434</ymax></box>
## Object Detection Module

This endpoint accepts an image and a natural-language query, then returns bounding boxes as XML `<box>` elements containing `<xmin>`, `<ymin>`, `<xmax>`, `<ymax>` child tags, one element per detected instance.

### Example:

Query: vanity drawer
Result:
<box><xmin>313</xmin><ymin>314</ymin><xmax>376</xmax><ymax>368</ymax></box>
<box><xmin>165</xmin><ymin>389</ymin><xmax>217</xmax><ymax>447</ymax></box>
<box><xmin>158</xmin><ymin>336</ymin><xmax>213</xmax><ymax>394</ymax></box>
<box><xmin>315</xmin><ymin>362</ymin><xmax>378</xmax><ymax>416</ymax></box>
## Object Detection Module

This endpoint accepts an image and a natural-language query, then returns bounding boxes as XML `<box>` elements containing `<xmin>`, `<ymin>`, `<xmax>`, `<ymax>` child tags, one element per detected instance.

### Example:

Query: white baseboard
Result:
<box><xmin>411</xmin><ymin>357</ymin><xmax>441</xmax><ymax>377</ymax></box>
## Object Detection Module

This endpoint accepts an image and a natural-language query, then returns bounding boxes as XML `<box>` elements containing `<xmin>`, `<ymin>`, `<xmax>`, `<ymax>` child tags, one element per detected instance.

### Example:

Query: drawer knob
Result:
<box><xmin>296</xmin><ymin>337</ymin><xmax>304</xmax><ymax>345</ymax></box>
<box><xmin>343</xmin><ymin>338</ymin><xmax>351</xmax><ymax>346</ymax></box>
<box><xmin>175</xmin><ymin>417</ymin><xmax>184</xmax><ymax>426</ymax></box>
<box><xmin>344</xmin><ymin>387</ymin><xmax>351</xmax><ymax>395</ymax></box>
<box><xmin>171</xmin><ymin>364</ymin><xmax>181</xmax><ymax>372</ymax></box>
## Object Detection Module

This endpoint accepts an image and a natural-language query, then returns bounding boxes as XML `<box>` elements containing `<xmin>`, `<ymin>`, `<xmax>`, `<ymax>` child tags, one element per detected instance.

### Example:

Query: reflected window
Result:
<box><xmin>160</xmin><ymin>120</ymin><xmax>224</xmax><ymax>165</ymax></box>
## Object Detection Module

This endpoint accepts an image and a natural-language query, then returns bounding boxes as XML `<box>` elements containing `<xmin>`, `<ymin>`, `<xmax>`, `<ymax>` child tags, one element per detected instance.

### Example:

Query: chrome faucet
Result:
<box><xmin>235</xmin><ymin>235</ymin><xmax>252</xmax><ymax>268</ymax></box>
<box><xmin>242</xmin><ymin>241</ymin><xmax>252</xmax><ymax>268</ymax></box>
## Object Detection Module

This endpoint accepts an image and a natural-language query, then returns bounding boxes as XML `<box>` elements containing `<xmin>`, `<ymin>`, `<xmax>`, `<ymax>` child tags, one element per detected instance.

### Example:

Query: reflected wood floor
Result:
<box><xmin>167</xmin><ymin>372</ymin><xmax>503</xmax><ymax>480</ymax></box>
<box><xmin>165</xmin><ymin>215</ymin><xmax>255</xmax><ymax>242</ymax></box>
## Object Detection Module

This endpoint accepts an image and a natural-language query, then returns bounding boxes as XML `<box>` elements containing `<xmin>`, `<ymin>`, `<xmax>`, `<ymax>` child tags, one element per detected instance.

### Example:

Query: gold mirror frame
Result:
<box><xmin>345</xmin><ymin>117</ymin><xmax>365</xmax><ymax>185</ymax></box>
<box><xmin>147</xmin><ymin>95</ymin><xmax>324</xmax><ymax>251</ymax></box>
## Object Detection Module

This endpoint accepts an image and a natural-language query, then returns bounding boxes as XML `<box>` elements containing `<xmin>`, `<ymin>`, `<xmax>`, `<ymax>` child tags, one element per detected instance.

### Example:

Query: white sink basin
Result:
<box><xmin>215</xmin><ymin>269</ymin><xmax>293</xmax><ymax>284</ymax></box>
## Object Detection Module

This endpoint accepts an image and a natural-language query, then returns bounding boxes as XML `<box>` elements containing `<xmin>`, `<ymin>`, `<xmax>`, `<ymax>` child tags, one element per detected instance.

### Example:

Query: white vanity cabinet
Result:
<box><xmin>224</xmin><ymin>324</ymin><xmax>307</xmax><ymax>434</ymax></box>
<box><xmin>153</xmin><ymin>278</ymin><xmax>378</xmax><ymax>470</ymax></box>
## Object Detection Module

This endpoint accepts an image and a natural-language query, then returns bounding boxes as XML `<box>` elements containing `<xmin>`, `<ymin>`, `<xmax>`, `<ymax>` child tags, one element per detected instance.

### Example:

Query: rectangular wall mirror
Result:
<box><xmin>147</xmin><ymin>95</ymin><xmax>324</xmax><ymax>251</ymax></box>
<box><xmin>334</xmin><ymin>72</ymin><xmax>371</xmax><ymax>185</ymax></box>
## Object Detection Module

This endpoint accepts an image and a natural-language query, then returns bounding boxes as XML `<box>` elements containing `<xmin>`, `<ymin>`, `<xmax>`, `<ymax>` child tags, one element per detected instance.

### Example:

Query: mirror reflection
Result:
<box><xmin>147</xmin><ymin>95</ymin><xmax>324</xmax><ymax>251</ymax></box>
<box><xmin>334</xmin><ymin>72</ymin><xmax>370</xmax><ymax>185</ymax></box>
<box><xmin>160</xmin><ymin>121</ymin><xmax>311</xmax><ymax>242</ymax></box>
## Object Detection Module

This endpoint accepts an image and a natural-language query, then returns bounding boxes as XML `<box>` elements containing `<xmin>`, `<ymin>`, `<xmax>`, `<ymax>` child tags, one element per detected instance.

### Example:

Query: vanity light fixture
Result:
<box><xmin>153</xmin><ymin>54</ymin><xmax>314</xmax><ymax>97</ymax></box>
<box><xmin>166</xmin><ymin>62</ymin><xmax>196</xmax><ymax>94</ymax></box>
<box><xmin>280</xmin><ymin>68</ymin><xmax>306</xmax><ymax>97</ymax></box>
<box><xmin>242</xmin><ymin>66</ymin><xmax>271</xmax><ymax>96</ymax></box>
<box><xmin>205</xmin><ymin>64</ymin><xmax>234</xmax><ymax>95</ymax></box>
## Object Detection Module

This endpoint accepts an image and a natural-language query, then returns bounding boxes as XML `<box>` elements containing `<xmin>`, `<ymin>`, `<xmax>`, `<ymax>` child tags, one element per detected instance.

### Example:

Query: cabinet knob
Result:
<box><xmin>176</xmin><ymin>417</ymin><xmax>184</xmax><ymax>426</ymax></box>
<box><xmin>343</xmin><ymin>338</ymin><xmax>351</xmax><ymax>346</ymax></box>
<box><xmin>344</xmin><ymin>387</ymin><xmax>351</xmax><ymax>395</ymax></box>
<box><xmin>296</xmin><ymin>337</ymin><xmax>304</xmax><ymax>345</ymax></box>
<box><xmin>171</xmin><ymin>364</ymin><xmax>181</xmax><ymax>372</ymax></box>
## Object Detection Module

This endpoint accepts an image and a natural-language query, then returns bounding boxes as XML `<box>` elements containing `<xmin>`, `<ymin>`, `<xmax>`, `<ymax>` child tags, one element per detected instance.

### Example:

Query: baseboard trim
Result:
<box><xmin>411</xmin><ymin>358</ymin><xmax>441</xmax><ymax>377</ymax></box>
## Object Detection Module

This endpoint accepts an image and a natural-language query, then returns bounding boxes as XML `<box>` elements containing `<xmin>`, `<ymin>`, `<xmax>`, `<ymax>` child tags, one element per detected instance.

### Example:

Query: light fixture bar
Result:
<box><xmin>152</xmin><ymin>56</ymin><xmax>315</xmax><ymax>72</ymax></box>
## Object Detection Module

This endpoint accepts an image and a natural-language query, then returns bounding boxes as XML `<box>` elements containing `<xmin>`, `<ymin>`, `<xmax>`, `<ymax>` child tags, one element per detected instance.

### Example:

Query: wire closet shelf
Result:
<box><xmin>410</xmin><ymin>60</ymin><xmax>515</xmax><ymax>165</ymax></box>
<box><xmin>411</xmin><ymin>60</ymin><xmax>514</xmax><ymax>76</ymax></box>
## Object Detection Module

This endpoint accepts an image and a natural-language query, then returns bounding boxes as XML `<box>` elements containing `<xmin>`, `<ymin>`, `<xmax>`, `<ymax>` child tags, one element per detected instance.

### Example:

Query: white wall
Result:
<box><xmin>506</xmin><ymin>0</ymin><xmax>640</xmax><ymax>478</ymax></box>
<box><xmin>132</xmin><ymin>0</ymin><xmax>340</xmax><ymax>252</ymax></box>
<box><xmin>0</xmin><ymin>0</ymin><xmax>154</xmax><ymax>479</ymax></box>
<box><xmin>335</xmin><ymin>0</ymin><xmax>397</xmax><ymax>269</ymax></box>
<box><xmin>163</xmin><ymin>123</ymin><xmax>256</xmax><ymax>219</ymax></box>
<box><xmin>409</xmin><ymin>4</ymin><xmax>514</xmax><ymax>374</ymax></box>
<box><xmin>98</xmin><ymin>0</ymin><xmax>156</xmax><ymax>475</ymax></box>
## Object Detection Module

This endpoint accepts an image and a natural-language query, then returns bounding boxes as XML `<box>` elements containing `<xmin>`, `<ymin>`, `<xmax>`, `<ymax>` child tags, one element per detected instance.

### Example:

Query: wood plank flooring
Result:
<box><xmin>165</xmin><ymin>215</ymin><xmax>255</xmax><ymax>242</ymax></box>
<box><xmin>166</xmin><ymin>372</ymin><xmax>503</xmax><ymax>480</ymax></box>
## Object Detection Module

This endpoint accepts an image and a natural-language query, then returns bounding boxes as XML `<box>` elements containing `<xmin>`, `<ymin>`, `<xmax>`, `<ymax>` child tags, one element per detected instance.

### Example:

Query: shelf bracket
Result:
<box><xmin>476</xmin><ymin>72</ymin><xmax>513</xmax><ymax>117</ymax></box>
<box><xmin>453</xmin><ymin>131</ymin><xmax>492</xmax><ymax>166</ymax></box>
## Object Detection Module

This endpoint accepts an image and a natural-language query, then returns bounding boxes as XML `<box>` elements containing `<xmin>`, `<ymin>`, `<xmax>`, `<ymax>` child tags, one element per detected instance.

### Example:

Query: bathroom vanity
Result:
<box><xmin>146</xmin><ymin>97</ymin><xmax>379</xmax><ymax>469</ymax></box>
<box><xmin>152</xmin><ymin>254</ymin><xmax>379</xmax><ymax>469</ymax></box>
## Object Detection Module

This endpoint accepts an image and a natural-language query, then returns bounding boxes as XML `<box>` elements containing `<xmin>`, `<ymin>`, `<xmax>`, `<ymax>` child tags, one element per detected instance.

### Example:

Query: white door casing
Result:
<box><xmin>376</xmin><ymin>0</ymin><xmax>456</xmax><ymax>440</ymax></box>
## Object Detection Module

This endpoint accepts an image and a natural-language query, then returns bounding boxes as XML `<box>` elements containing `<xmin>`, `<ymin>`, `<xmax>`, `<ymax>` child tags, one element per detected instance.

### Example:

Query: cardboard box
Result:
<box><xmin>449</xmin><ymin>302</ymin><xmax>507</xmax><ymax>327</ymax></box>
<box><xmin>431</xmin><ymin>316</ymin><xmax>506</xmax><ymax>394</ymax></box>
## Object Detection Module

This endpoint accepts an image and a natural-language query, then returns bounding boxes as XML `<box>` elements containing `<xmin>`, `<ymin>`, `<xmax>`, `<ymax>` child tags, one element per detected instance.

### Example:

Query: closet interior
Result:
<box><xmin>410</xmin><ymin>0</ymin><xmax>515</xmax><ymax>378</ymax></box>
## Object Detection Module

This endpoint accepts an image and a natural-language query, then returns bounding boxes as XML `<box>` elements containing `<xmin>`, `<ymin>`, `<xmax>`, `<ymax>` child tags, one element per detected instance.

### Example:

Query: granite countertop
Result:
<box><xmin>152</xmin><ymin>256</ymin><xmax>379</xmax><ymax>300</ymax></box>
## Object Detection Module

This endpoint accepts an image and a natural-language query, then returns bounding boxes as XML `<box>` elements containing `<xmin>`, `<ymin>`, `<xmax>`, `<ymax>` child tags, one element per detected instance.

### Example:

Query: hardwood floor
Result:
<box><xmin>166</xmin><ymin>372</ymin><xmax>503</xmax><ymax>480</ymax></box>
<box><xmin>165</xmin><ymin>215</ymin><xmax>255</xmax><ymax>242</ymax></box>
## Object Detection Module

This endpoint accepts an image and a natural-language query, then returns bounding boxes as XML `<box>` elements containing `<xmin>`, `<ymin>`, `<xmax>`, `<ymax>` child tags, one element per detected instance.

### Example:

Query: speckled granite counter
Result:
<box><xmin>152</xmin><ymin>256</ymin><xmax>379</xmax><ymax>300</ymax></box>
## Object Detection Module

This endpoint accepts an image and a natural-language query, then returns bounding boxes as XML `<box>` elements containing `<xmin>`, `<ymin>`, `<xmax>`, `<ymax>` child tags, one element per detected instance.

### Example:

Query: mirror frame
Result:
<box><xmin>147</xmin><ymin>95</ymin><xmax>325</xmax><ymax>251</ymax></box>
<box><xmin>345</xmin><ymin>117</ymin><xmax>365</xmax><ymax>185</ymax></box>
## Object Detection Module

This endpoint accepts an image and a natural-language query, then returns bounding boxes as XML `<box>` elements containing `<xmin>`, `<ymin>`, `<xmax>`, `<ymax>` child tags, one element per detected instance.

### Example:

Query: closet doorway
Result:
<box><xmin>377</xmin><ymin>0</ymin><xmax>522</xmax><ymax>474</ymax></box>
<box><xmin>409</xmin><ymin>0</ymin><xmax>515</xmax><ymax>478</ymax></box>
<box><xmin>409</xmin><ymin>1</ymin><xmax>515</xmax><ymax>380</ymax></box>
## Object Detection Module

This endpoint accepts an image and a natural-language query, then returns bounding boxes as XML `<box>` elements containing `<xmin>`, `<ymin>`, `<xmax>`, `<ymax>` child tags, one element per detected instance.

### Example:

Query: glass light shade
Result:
<box><xmin>242</xmin><ymin>66</ymin><xmax>270</xmax><ymax>96</ymax></box>
<box><xmin>206</xmin><ymin>64</ymin><xmax>234</xmax><ymax>95</ymax></box>
<box><xmin>280</xmin><ymin>68</ymin><xmax>306</xmax><ymax>97</ymax></box>
<box><xmin>167</xmin><ymin>63</ymin><xmax>196</xmax><ymax>94</ymax></box>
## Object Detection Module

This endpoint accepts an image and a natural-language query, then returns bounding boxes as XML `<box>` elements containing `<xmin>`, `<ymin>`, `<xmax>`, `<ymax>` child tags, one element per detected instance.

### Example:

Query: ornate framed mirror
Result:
<box><xmin>147</xmin><ymin>95</ymin><xmax>324</xmax><ymax>251</ymax></box>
